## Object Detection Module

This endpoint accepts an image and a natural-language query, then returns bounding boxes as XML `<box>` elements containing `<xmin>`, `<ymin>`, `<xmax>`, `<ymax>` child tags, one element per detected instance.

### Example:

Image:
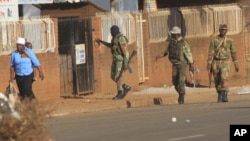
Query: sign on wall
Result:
<box><xmin>75</xmin><ymin>44</ymin><xmax>86</xmax><ymax>65</ymax></box>
<box><xmin>18</xmin><ymin>0</ymin><xmax>53</xmax><ymax>4</ymax></box>
<box><xmin>0</xmin><ymin>0</ymin><xmax>18</xmax><ymax>21</ymax></box>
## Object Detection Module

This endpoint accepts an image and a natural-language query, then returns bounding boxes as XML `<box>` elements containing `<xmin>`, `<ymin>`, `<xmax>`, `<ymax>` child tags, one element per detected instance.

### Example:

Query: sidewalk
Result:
<box><xmin>49</xmin><ymin>86</ymin><xmax>250</xmax><ymax>116</ymax></box>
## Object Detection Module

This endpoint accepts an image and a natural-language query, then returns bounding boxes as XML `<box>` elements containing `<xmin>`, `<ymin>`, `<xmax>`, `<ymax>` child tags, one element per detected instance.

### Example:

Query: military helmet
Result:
<box><xmin>219</xmin><ymin>24</ymin><xmax>228</xmax><ymax>30</ymax></box>
<box><xmin>170</xmin><ymin>26</ymin><xmax>181</xmax><ymax>34</ymax></box>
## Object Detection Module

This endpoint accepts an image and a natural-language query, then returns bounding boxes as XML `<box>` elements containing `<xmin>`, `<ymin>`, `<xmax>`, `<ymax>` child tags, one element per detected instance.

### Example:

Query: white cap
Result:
<box><xmin>16</xmin><ymin>37</ymin><xmax>25</xmax><ymax>45</ymax></box>
<box><xmin>170</xmin><ymin>26</ymin><xmax>181</xmax><ymax>34</ymax></box>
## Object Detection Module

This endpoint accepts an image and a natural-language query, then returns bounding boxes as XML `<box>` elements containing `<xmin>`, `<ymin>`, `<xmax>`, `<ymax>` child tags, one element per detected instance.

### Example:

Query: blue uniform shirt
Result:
<box><xmin>10</xmin><ymin>47</ymin><xmax>40</xmax><ymax>76</ymax></box>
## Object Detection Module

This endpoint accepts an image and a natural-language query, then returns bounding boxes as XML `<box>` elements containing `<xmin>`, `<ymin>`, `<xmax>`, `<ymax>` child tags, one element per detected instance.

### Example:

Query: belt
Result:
<box><xmin>214</xmin><ymin>58</ymin><xmax>229</xmax><ymax>61</ymax></box>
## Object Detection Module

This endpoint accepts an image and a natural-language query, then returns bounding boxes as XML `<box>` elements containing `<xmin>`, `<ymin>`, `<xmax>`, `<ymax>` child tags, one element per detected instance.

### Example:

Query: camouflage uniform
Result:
<box><xmin>165</xmin><ymin>37</ymin><xmax>194</xmax><ymax>103</ymax></box>
<box><xmin>110</xmin><ymin>34</ymin><xmax>129</xmax><ymax>82</ymax></box>
<box><xmin>100</xmin><ymin>31</ymin><xmax>130</xmax><ymax>100</ymax></box>
<box><xmin>207</xmin><ymin>35</ymin><xmax>238</xmax><ymax>102</ymax></box>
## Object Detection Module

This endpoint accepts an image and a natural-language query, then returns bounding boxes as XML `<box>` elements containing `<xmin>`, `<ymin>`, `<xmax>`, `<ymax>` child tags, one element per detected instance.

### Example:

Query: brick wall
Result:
<box><xmin>141</xmin><ymin>13</ymin><xmax>150</xmax><ymax>84</ymax></box>
<box><xmin>139</xmin><ymin>1</ymin><xmax>250</xmax><ymax>87</ymax></box>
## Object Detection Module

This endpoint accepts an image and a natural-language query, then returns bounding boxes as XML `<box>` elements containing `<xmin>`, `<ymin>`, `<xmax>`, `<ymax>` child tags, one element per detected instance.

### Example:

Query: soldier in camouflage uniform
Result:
<box><xmin>95</xmin><ymin>25</ymin><xmax>131</xmax><ymax>100</ymax></box>
<box><xmin>155</xmin><ymin>26</ymin><xmax>194</xmax><ymax>104</ymax></box>
<box><xmin>206</xmin><ymin>24</ymin><xmax>239</xmax><ymax>102</ymax></box>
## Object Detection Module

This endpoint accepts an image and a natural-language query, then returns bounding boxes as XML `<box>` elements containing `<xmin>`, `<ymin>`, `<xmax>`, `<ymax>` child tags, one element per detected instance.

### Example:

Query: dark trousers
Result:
<box><xmin>172</xmin><ymin>62</ymin><xmax>188</xmax><ymax>94</ymax></box>
<box><xmin>15</xmin><ymin>72</ymin><xmax>35</xmax><ymax>100</ymax></box>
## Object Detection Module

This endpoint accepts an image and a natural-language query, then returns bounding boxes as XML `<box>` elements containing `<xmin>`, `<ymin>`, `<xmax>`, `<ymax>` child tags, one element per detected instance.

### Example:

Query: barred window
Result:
<box><xmin>180</xmin><ymin>7</ymin><xmax>214</xmax><ymax>37</ymax></box>
<box><xmin>210</xmin><ymin>4</ymin><xmax>242</xmax><ymax>35</ymax></box>
<box><xmin>0</xmin><ymin>18</ymin><xmax>56</xmax><ymax>56</ymax></box>
<box><xmin>97</xmin><ymin>13</ymin><xmax>136</xmax><ymax>44</ymax></box>
<box><xmin>148</xmin><ymin>11</ymin><xmax>170</xmax><ymax>42</ymax></box>
<box><xmin>22</xmin><ymin>18</ymin><xmax>56</xmax><ymax>53</ymax></box>
<box><xmin>0</xmin><ymin>21</ymin><xmax>17</xmax><ymax>55</ymax></box>
<box><xmin>147</xmin><ymin>4</ymin><xmax>242</xmax><ymax>42</ymax></box>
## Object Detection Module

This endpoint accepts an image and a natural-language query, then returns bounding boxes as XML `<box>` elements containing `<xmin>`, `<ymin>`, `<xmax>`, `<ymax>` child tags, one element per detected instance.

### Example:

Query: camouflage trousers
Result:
<box><xmin>111</xmin><ymin>59</ymin><xmax>124</xmax><ymax>91</ymax></box>
<box><xmin>212</xmin><ymin>60</ymin><xmax>230</xmax><ymax>92</ymax></box>
<box><xmin>172</xmin><ymin>62</ymin><xmax>188</xmax><ymax>94</ymax></box>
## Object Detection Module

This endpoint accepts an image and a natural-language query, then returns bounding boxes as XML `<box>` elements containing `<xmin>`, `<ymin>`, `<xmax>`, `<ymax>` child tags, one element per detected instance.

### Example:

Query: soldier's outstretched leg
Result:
<box><xmin>178</xmin><ymin>93</ymin><xmax>185</xmax><ymax>104</ymax></box>
<box><xmin>112</xmin><ymin>90</ymin><xmax>124</xmax><ymax>100</ymax></box>
<box><xmin>121</xmin><ymin>83</ymin><xmax>131</xmax><ymax>98</ymax></box>
<box><xmin>222</xmin><ymin>90</ymin><xmax>228</xmax><ymax>102</ymax></box>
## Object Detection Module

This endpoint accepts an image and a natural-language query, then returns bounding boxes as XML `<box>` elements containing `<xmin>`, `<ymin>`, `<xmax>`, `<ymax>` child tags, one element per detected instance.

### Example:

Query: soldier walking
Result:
<box><xmin>155</xmin><ymin>26</ymin><xmax>194</xmax><ymax>104</ymax></box>
<box><xmin>95</xmin><ymin>25</ymin><xmax>131</xmax><ymax>100</ymax></box>
<box><xmin>206</xmin><ymin>24</ymin><xmax>239</xmax><ymax>102</ymax></box>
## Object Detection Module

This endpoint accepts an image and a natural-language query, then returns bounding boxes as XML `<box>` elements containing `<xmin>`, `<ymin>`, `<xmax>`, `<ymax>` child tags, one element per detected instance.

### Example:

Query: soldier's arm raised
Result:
<box><xmin>95</xmin><ymin>38</ymin><xmax>112</xmax><ymax>48</ymax></box>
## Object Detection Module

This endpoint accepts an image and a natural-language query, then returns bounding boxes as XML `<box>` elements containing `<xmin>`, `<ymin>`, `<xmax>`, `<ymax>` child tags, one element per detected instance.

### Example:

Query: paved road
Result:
<box><xmin>48</xmin><ymin>101</ymin><xmax>250</xmax><ymax>141</ymax></box>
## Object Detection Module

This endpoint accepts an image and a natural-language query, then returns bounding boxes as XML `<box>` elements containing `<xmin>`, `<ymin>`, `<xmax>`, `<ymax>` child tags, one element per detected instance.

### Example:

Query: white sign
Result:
<box><xmin>75</xmin><ymin>44</ymin><xmax>86</xmax><ymax>65</ymax></box>
<box><xmin>18</xmin><ymin>0</ymin><xmax>53</xmax><ymax>4</ymax></box>
<box><xmin>0</xmin><ymin>0</ymin><xmax>18</xmax><ymax>21</ymax></box>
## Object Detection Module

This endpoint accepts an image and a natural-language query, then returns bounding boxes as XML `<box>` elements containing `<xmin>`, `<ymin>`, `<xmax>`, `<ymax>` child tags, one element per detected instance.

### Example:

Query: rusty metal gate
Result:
<box><xmin>58</xmin><ymin>17</ymin><xmax>94</xmax><ymax>97</ymax></box>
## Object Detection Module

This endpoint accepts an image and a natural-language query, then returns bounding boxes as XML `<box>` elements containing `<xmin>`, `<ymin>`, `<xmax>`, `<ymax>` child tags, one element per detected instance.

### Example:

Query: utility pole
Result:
<box><xmin>111</xmin><ymin>0</ymin><xmax>117</xmax><ymax>13</ymax></box>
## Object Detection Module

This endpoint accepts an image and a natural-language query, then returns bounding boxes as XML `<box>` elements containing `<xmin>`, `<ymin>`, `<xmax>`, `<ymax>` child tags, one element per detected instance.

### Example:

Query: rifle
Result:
<box><xmin>127</xmin><ymin>50</ymin><xmax>137</xmax><ymax>73</ymax></box>
<box><xmin>189</xmin><ymin>70</ymin><xmax>196</xmax><ymax>88</ymax></box>
<box><xmin>189</xmin><ymin>66</ymin><xmax>200</xmax><ymax>88</ymax></box>
<box><xmin>115</xmin><ymin>50</ymin><xmax>137</xmax><ymax>82</ymax></box>
<box><xmin>208</xmin><ymin>67</ymin><xmax>213</xmax><ymax>88</ymax></box>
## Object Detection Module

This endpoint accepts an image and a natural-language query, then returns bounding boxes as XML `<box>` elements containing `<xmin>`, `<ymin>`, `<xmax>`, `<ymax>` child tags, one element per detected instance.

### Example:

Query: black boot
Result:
<box><xmin>222</xmin><ymin>91</ymin><xmax>228</xmax><ymax>102</ymax></box>
<box><xmin>122</xmin><ymin>84</ymin><xmax>131</xmax><ymax>98</ymax></box>
<box><xmin>178</xmin><ymin>93</ymin><xmax>185</xmax><ymax>104</ymax></box>
<box><xmin>217</xmin><ymin>91</ymin><xmax>223</xmax><ymax>103</ymax></box>
<box><xmin>112</xmin><ymin>90</ymin><xmax>124</xmax><ymax>100</ymax></box>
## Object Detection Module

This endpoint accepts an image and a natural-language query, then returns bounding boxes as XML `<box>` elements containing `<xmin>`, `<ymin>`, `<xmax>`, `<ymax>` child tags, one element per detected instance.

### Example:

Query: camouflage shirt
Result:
<box><xmin>207</xmin><ymin>35</ymin><xmax>238</xmax><ymax>68</ymax></box>
<box><xmin>165</xmin><ymin>37</ymin><xmax>194</xmax><ymax>64</ymax></box>
<box><xmin>101</xmin><ymin>34</ymin><xmax>129</xmax><ymax>65</ymax></box>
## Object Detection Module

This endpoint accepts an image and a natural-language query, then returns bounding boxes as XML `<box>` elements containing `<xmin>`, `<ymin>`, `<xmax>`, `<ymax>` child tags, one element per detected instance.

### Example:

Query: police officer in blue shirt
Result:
<box><xmin>9</xmin><ymin>37</ymin><xmax>44</xmax><ymax>100</ymax></box>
